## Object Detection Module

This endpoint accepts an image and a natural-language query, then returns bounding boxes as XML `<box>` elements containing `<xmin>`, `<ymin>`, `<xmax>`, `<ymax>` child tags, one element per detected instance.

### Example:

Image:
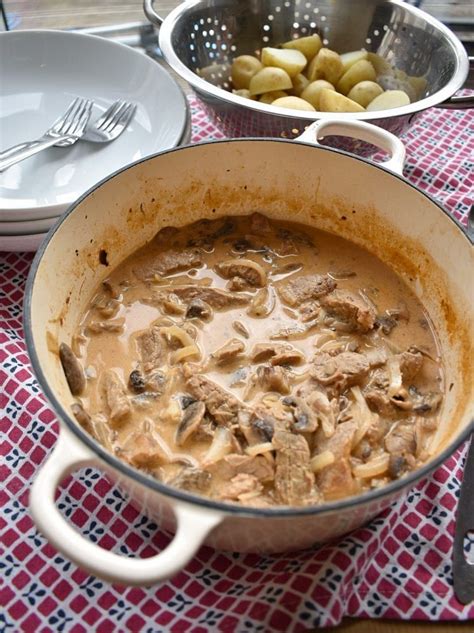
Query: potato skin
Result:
<box><xmin>306</xmin><ymin>48</ymin><xmax>344</xmax><ymax>85</ymax></box>
<box><xmin>290</xmin><ymin>73</ymin><xmax>310</xmax><ymax>97</ymax></box>
<box><xmin>259</xmin><ymin>90</ymin><xmax>288</xmax><ymax>104</ymax></box>
<box><xmin>336</xmin><ymin>60</ymin><xmax>376</xmax><ymax>95</ymax></box>
<box><xmin>231</xmin><ymin>55</ymin><xmax>263</xmax><ymax>90</ymax></box>
<box><xmin>301</xmin><ymin>80</ymin><xmax>335</xmax><ymax>109</ymax></box>
<box><xmin>282</xmin><ymin>34</ymin><xmax>322</xmax><ymax>61</ymax></box>
<box><xmin>249</xmin><ymin>67</ymin><xmax>293</xmax><ymax>96</ymax></box>
<box><xmin>347</xmin><ymin>81</ymin><xmax>383</xmax><ymax>107</ymax></box>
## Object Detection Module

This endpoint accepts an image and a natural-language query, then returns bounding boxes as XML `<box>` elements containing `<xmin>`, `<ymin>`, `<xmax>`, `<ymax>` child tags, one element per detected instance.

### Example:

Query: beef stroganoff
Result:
<box><xmin>60</xmin><ymin>213</ymin><xmax>443</xmax><ymax>507</ymax></box>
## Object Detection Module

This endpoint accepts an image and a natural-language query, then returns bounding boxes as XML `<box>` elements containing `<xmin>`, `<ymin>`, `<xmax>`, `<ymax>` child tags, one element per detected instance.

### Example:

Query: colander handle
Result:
<box><xmin>30</xmin><ymin>426</ymin><xmax>223</xmax><ymax>586</ymax></box>
<box><xmin>144</xmin><ymin>0</ymin><xmax>165</xmax><ymax>26</ymax></box>
<box><xmin>297</xmin><ymin>119</ymin><xmax>406</xmax><ymax>176</ymax></box>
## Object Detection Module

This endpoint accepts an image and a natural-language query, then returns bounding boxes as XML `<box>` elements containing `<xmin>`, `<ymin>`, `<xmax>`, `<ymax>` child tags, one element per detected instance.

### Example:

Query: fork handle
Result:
<box><xmin>0</xmin><ymin>135</ymin><xmax>74</xmax><ymax>172</ymax></box>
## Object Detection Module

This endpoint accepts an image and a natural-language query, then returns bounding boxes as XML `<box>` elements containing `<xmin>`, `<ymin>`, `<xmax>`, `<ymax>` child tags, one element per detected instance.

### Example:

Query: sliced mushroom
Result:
<box><xmin>216</xmin><ymin>258</ymin><xmax>267</xmax><ymax>287</ymax></box>
<box><xmin>185</xmin><ymin>298</ymin><xmax>213</xmax><ymax>321</ymax></box>
<box><xmin>59</xmin><ymin>343</ymin><xmax>85</xmax><ymax>396</ymax></box>
<box><xmin>256</xmin><ymin>365</ymin><xmax>290</xmax><ymax>394</ymax></box>
<box><xmin>175</xmin><ymin>400</ymin><xmax>206</xmax><ymax>446</ymax></box>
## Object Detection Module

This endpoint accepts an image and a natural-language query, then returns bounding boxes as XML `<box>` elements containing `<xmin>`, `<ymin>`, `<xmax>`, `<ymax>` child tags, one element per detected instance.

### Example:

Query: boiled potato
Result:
<box><xmin>259</xmin><ymin>90</ymin><xmax>288</xmax><ymax>104</ymax></box>
<box><xmin>282</xmin><ymin>34</ymin><xmax>322</xmax><ymax>61</ymax></box>
<box><xmin>347</xmin><ymin>81</ymin><xmax>383</xmax><ymax>107</ymax></box>
<box><xmin>249</xmin><ymin>67</ymin><xmax>293</xmax><ymax>96</ymax></box>
<box><xmin>366</xmin><ymin>90</ymin><xmax>410</xmax><ymax>111</ymax></box>
<box><xmin>306</xmin><ymin>48</ymin><xmax>343</xmax><ymax>85</ymax></box>
<box><xmin>319</xmin><ymin>88</ymin><xmax>365</xmax><ymax>112</ymax></box>
<box><xmin>301</xmin><ymin>80</ymin><xmax>335</xmax><ymax>109</ymax></box>
<box><xmin>337</xmin><ymin>60</ymin><xmax>376</xmax><ymax>95</ymax></box>
<box><xmin>340</xmin><ymin>50</ymin><xmax>368</xmax><ymax>73</ymax></box>
<box><xmin>290</xmin><ymin>73</ymin><xmax>310</xmax><ymax>97</ymax></box>
<box><xmin>231</xmin><ymin>55</ymin><xmax>263</xmax><ymax>90</ymax></box>
<box><xmin>261</xmin><ymin>47</ymin><xmax>307</xmax><ymax>77</ymax></box>
<box><xmin>232</xmin><ymin>89</ymin><xmax>257</xmax><ymax>100</ymax></box>
<box><xmin>271</xmin><ymin>96</ymin><xmax>316</xmax><ymax>111</ymax></box>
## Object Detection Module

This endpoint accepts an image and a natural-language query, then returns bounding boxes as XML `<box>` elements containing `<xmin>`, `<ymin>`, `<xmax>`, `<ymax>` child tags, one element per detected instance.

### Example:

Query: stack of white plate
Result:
<box><xmin>0</xmin><ymin>30</ymin><xmax>191</xmax><ymax>252</ymax></box>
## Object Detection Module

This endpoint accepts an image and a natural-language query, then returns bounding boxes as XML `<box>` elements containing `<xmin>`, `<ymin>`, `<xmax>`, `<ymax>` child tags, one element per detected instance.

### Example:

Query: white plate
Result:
<box><xmin>0</xmin><ymin>231</ymin><xmax>48</xmax><ymax>252</ymax></box>
<box><xmin>0</xmin><ymin>30</ymin><xmax>189</xmax><ymax>222</ymax></box>
<box><xmin>0</xmin><ymin>214</ymin><xmax>59</xmax><ymax>235</ymax></box>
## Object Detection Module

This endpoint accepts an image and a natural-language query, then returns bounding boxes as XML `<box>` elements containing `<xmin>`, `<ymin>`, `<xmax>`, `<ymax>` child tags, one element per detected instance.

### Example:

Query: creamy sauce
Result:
<box><xmin>66</xmin><ymin>214</ymin><xmax>443</xmax><ymax>507</ymax></box>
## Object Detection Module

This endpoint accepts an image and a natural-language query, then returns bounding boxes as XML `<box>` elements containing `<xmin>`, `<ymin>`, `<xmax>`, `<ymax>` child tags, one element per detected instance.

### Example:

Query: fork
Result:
<box><xmin>59</xmin><ymin>100</ymin><xmax>136</xmax><ymax>145</ymax></box>
<box><xmin>0</xmin><ymin>100</ymin><xmax>136</xmax><ymax>172</ymax></box>
<box><xmin>0</xmin><ymin>97</ymin><xmax>93</xmax><ymax>171</ymax></box>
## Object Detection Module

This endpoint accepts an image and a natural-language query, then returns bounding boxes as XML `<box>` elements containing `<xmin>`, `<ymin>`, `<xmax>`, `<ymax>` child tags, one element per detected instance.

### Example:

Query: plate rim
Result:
<box><xmin>0</xmin><ymin>28</ymin><xmax>190</xmax><ymax>221</ymax></box>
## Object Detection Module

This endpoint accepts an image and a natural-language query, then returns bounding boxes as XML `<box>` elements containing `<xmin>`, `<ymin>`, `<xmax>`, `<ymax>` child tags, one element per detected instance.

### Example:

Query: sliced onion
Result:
<box><xmin>245</xmin><ymin>442</ymin><xmax>274</xmax><ymax>457</ymax></box>
<box><xmin>202</xmin><ymin>427</ymin><xmax>233</xmax><ymax>465</ymax></box>
<box><xmin>350</xmin><ymin>386</ymin><xmax>378</xmax><ymax>446</ymax></box>
<box><xmin>387</xmin><ymin>356</ymin><xmax>403</xmax><ymax>397</ymax></box>
<box><xmin>311</xmin><ymin>450</ymin><xmax>335</xmax><ymax>473</ymax></box>
<box><xmin>352</xmin><ymin>453</ymin><xmax>390</xmax><ymax>479</ymax></box>
<box><xmin>170</xmin><ymin>344</ymin><xmax>201</xmax><ymax>364</ymax></box>
<box><xmin>161</xmin><ymin>325</ymin><xmax>195</xmax><ymax>348</ymax></box>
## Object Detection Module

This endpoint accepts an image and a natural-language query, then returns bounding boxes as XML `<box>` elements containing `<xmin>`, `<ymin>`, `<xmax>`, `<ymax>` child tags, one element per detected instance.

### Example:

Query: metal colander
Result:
<box><xmin>145</xmin><ymin>0</ymin><xmax>470</xmax><ymax>144</ymax></box>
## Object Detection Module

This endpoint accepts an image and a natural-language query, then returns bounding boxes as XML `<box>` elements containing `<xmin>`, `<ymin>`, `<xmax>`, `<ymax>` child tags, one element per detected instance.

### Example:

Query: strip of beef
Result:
<box><xmin>208</xmin><ymin>453</ymin><xmax>274</xmax><ymax>482</ymax></box>
<box><xmin>153</xmin><ymin>248</ymin><xmax>202</xmax><ymax>275</ymax></box>
<box><xmin>320</xmin><ymin>289</ymin><xmax>376</xmax><ymax>332</ymax></box>
<box><xmin>184</xmin><ymin>369</ymin><xmax>242</xmax><ymax>425</ymax></box>
<box><xmin>278</xmin><ymin>274</ymin><xmax>336</xmax><ymax>307</ymax></box>
<box><xmin>257</xmin><ymin>365</ymin><xmax>290</xmax><ymax>394</ymax></box>
<box><xmin>311</xmin><ymin>351</ymin><xmax>375</xmax><ymax>394</ymax></box>
<box><xmin>216</xmin><ymin>258</ymin><xmax>267</xmax><ymax>287</ymax></box>
<box><xmin>173</xmin><ymin>286</ymin><xmax>250</xmax><ymax>310</ymax></box>
<box><xmin>102</xmin><ymin>369</ymin><xmax>131</xmax><ymax>425</ymax></box>
<box><xmin>272</xmin><ymin>431</ymin><xmax>315</xmax><ymax>505</ymax></box>
<box><xmin>124</xmin><ymin>432</ymin><xmax>169</xmax><ymax>468</ymax></box>
<box><xmin>398</xmin><ymin>350</ymin><xmax>424</xmax><ymax>381</ymax></box>
<box><xmin>211</xmin><ymin>338</ymin><xmax>245</xmax><ymax>364</ymax></box>
<box><xmin>136</xmin><ymin>326</ymin><xmax>164</xmax><ymax>372</ymax></box>
<box><xmin>315</xmin><ymin>421</ymin><xmax>358</xmax><ymax>500</ymax></box>
<box><xmin>385</xmin><ymin>421</ymin><xmax>416</xmax><ymax>456</ymax></box>
<box><xmin>251</xmin><ymin>342</ymin><xmax>304</xmax><ymax>366</ymax></box>
<box><xmin>175</xmin><ymin>401</ymin><xmax>206</xmax><ymax>446</ymax></box>
<box><xmin>220</xmin><ymin>473</ymin><xmax>262</xmax><ymax>501</ymax></box>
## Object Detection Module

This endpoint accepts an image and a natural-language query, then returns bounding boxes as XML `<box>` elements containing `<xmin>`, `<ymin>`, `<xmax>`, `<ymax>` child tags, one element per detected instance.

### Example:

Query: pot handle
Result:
<box><xmin>143</xmin><ymin>0</ymin><xmax>165</xmax><ymax>27</ymax></box>
<box><xmin>297</xmin><ymin>119</ymin><xmax>406</xmax><ymax>176</ymax></box>
<box><xmin>30</xmin><ymin>427</ymin><xmax>223</xmax><ymax>586</ymax></box>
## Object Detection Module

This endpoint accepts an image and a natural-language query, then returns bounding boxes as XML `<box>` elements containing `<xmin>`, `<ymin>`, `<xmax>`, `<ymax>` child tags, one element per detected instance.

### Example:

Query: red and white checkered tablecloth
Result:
<box><xmin>1</xmin><ymin>96</ymin><xmax>473</xmax><ymax>632</ymax></box>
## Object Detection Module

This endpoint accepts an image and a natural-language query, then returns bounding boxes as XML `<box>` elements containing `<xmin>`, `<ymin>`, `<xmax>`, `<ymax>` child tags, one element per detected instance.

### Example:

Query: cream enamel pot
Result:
<box><xmin>25</xmin><ymin>120</ymin><xmax>473</xmax><ymax>586</ymax></box>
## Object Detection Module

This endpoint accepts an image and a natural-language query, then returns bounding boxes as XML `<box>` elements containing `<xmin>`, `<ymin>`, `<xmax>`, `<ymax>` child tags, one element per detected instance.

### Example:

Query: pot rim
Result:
<box><xmin>158</xmin><ymin>0</ymin><xmax>470</xmax><ymax>122</ymax></box>
<box><xmin>24</xmin><ymin>137</ymin><xmax>474</xmax><ymax>518</ymax></box>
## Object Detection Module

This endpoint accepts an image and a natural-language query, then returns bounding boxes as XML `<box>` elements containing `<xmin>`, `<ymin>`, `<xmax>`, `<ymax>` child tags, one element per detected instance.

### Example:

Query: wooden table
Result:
<box><xmin>2</xmin><ymin>1</ymin><xmax>473</xmax><ymax>631</ymax></box>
